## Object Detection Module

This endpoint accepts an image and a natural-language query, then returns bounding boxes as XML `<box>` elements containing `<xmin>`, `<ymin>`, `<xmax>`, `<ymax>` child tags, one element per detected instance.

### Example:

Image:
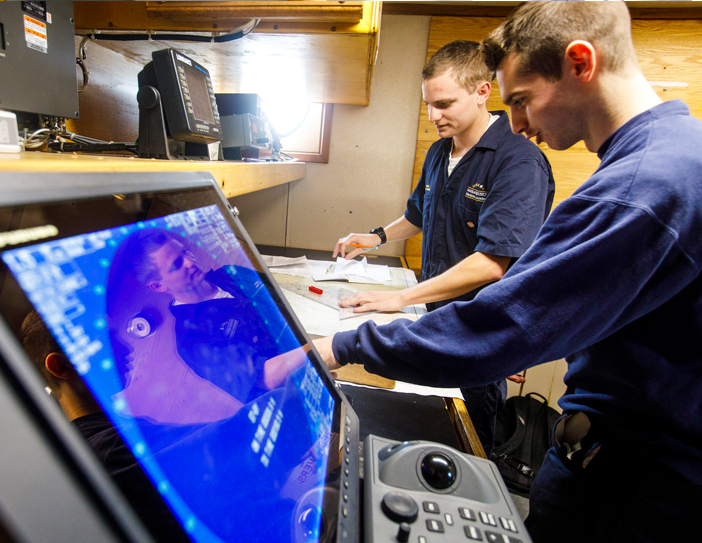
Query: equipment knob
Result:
<box><xmin>396</xmin><ymin>522</ymin><xmax>411</xmax><ymax>542</ymax></box>
<box><xmin>137</xmin><ymin>86</ymin><xmax>160</xmax><ymax>110</ymax></box>
<box><xmin>381</xmin><ymin>491</ymin><xmax>418</xmax><ymax>524</ymax></box>
<box><xmin>420</xmin><ymin>452</ymin><xmax>457</xmax><ymax>490</ymax></box>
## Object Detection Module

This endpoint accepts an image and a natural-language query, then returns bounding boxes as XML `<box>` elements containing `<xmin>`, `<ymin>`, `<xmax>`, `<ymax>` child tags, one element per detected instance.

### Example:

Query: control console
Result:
<box><xmin>364</xmin><ymin>435</ymin><xmax>531</xmax><ymax>543</ymax></box>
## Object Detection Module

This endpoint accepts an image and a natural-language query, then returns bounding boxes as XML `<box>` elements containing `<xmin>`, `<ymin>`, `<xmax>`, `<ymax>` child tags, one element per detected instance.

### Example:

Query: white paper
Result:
<box><xmin>262</xmin><ymin>255</ymin><xmax>308</xmax><ymax>267</ymax></box>
<box><xmin>312</xmin><ymin>257</ymin><xmax>391</xmax><ymax>284</ymax></box>
<box><xmin>262</xmin><ymin>255</ymin><xmax>312</xmax><ymax>277</ymax></box>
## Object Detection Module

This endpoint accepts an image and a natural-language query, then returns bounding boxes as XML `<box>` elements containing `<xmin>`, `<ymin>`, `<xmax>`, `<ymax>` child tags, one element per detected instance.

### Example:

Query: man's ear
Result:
<box><xmin>565</xmin><ymin>40</ymin><xmax>597</xmax><ymax>82</ymax></box>
<box><xmin>148</xmin><ymin>281</ymin><xmax>166</xmax><ymax>293</ymax></box>
<box><xmin>476</xmin><ymin>80</ymin><xmax>492</xmax><ymax>106</ymax></box>
<box><xmin>45</xmin><ymin>353</ymin><xmax>72</xmax><ymax>380</ymax></box>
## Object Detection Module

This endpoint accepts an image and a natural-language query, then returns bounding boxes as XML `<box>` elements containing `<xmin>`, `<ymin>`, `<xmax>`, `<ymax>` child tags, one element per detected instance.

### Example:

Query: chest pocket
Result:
<box><xmin>457</xmin><ymin>204</ymin><xmax>481</xmax><ymax>248</ymax></box>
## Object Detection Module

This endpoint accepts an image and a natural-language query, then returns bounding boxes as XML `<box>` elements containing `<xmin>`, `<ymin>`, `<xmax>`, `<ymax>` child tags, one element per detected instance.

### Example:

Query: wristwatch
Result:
<box><xmin>369</xmin><ymin>226</ymin><xmax>387</xmax><ymax>245</ymax></box>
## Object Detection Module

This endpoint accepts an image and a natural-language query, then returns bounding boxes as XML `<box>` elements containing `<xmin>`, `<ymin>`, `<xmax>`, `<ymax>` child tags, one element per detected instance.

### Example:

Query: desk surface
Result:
<box><xmin>0</xmin><ymin>152</ymin><xmax>306</xmax><ymax>198</ymax></box>
<box><xmin>266</xmin><ymin>247</ymin><xmax>487</xmax><ymax>457</ymax></box>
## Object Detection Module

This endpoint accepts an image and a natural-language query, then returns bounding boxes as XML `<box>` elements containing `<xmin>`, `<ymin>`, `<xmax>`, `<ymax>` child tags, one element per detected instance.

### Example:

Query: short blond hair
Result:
<box><xmin>422</xmin><ymin>40</ymin><xmax>494</xmax><ymax>92</ymax></box>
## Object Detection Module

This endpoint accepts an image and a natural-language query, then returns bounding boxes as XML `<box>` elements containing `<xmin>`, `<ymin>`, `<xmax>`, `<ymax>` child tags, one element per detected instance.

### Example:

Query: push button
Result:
<box><xmin>485</xmin><ymin>532</ymin><xmax>521</xmax><ymax>543</ymax></box>
<box><xmin>479</xmin><ymin>511</ymin><xmax>497</xmax><ymax>527</ymax></box>
<box><xmin>459</xmin><ymin>507</ymin><xmax>476</xmax><ymax>521</ymax></box>
<box><xmin>426</xmin><ymin>519</ymin><xmax>444</xmax><ymax>533</ymax></box>
<box><xmin>464</xmin><ymin>525</ymin><xmax>483</xmax><ymax>540</ymax></box>
<box><xmin>499</xmin><ymin>517</ymin><xmax>518</xmax><ymax>533</ymax></box>
<box><xmin>423</xmin><ymin>501</ymin><xmax>440</xmax><ymax>514</ymax></box>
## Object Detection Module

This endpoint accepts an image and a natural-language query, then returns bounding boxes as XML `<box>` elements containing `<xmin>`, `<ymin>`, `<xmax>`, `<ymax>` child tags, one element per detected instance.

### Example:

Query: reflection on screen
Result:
<box><xmin>2</xmin><ymin>205</ymin><xmax>336</xmax><ymax>543</ymax></box>
<box><xmin>184</xmin><ymin>65</ymin><xmax>215</xmax><ymax>124</ymax></box>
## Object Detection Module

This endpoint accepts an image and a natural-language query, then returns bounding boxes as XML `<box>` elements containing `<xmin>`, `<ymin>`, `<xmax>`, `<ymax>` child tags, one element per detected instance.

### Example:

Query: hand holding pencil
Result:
<box><xmin>333</xmin><ymin>233</ymin><xmax>381</xmax><ymax>260</ymax></box>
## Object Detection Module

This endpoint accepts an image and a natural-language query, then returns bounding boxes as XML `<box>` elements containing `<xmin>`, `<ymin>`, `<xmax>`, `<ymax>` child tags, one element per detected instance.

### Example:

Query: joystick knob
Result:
<box><xmin>420</xmin><ymin>452</ymin><xmax>457</xmax><ymax>490</ymax></box>
<box><xmin>381</xmin><ymin>491</ymin><xmax>419</xmax><ymax>524</ymax></box>
<box><xmin>396</xmin><ymin>523</ymin><xmax>411</xmax><ymax>542</ymax></box>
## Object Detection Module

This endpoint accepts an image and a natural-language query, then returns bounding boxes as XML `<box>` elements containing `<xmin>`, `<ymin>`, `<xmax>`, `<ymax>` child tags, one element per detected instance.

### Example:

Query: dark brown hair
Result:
<box><xmin>481</xmin><ymin>1</ymin><xmax>638</xmax><ymax>81</ymax></box>
<box><xmin>20</xmin><ymin>310</ymin><xmax>62</xmax><ymax>387</ymax></box>
<box><xmin>422</xmin><ymin>40</ymin><xmax>494</xmax><ymax>92</ymax></box>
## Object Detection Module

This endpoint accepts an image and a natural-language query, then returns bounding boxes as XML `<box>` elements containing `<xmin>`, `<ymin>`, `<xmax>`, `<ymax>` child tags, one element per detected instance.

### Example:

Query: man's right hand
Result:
<box><xmin>333</xmin><ymin>233</ymin><xmax>381</xmax><ymax>260</ymax></box>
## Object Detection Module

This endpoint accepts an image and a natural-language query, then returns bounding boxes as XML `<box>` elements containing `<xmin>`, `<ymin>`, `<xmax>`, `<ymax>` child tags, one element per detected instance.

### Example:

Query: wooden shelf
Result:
<box><xmin>0</xmin><ymin>152</ymin><xmax>306</xmax><ymax>198</ymax></box>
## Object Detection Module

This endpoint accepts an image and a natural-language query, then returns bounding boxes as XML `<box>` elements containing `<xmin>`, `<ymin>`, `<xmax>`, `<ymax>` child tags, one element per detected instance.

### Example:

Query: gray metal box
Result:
<box><xmin>0</xmin><ymin>2</ymin><xmax>79</xmax><ymax>118</ymax></box>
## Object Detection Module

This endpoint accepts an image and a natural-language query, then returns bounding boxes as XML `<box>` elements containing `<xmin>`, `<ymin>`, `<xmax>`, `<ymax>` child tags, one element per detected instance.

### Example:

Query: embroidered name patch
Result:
<box><xmin>465</xmin><ymin>183</ymin><xmax>486</xmax><ymax>202</ymax></box>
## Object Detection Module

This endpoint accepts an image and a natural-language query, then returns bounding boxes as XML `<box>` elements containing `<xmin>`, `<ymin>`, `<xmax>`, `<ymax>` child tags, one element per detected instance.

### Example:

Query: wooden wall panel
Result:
<box><xmin>73</xmin><ymin>1</ymin><xmax>382</xmax><ymax>107</ymax></box>
<box><xmin>67</xmin><ymin>38</ymin><xmax>142</xmax><ymax>142</ymax></box>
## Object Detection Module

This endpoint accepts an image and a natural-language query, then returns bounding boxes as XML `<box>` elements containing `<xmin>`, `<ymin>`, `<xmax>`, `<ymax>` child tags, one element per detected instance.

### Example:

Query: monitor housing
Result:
<box><xmin>0</xmin><ymin>171</ymin><xmax>360</xmax><ymax>543</ymax></box>
<box><xmin>137</xmin><ymin>49</ymin><xmax>223</xmax><ymax>159</ymax></box>
<box><xmin>0</xmin><ymin>2</ymin><xmax>79</xmax><ymax>120</ymax></box>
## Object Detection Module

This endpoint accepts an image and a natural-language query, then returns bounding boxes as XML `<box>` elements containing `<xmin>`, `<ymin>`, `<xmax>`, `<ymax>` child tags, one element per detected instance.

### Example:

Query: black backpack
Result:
<box><xmin>491</xmin><ymin>392</ymin><xmax>561</xmax><ymax>498</ymax></box>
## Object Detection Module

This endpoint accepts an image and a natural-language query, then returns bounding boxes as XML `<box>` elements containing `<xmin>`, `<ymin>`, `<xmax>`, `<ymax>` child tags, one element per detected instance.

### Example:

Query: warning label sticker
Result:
<box><xmin>24</xmin><ymin>15</ymin><xmax>48</xmax><ymax>54</ymax></box>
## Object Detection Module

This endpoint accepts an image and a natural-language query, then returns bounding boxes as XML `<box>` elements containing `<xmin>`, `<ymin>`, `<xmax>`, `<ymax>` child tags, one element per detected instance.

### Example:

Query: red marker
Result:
<box><xmin>309</xmin><ymin>286</ymin><xmax>323</xmax><ymax>295</ymax></box>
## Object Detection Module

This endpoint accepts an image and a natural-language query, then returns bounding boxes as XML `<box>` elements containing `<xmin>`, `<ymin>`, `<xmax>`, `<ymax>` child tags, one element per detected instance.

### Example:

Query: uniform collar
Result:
<box><xmin>597</xmin><ymin>100</ymin><xmax>689</xmax><ymax>159</ymax></box>
<box><xmin>440</xmin><ymin>110</ymin><xmax>510</xmax><ymax>154</ymax></box>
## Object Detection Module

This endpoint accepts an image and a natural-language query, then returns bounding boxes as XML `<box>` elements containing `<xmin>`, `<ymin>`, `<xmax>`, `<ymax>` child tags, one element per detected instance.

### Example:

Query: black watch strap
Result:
<box><xmin>370</xmin><ymin>227</ymin><xmax>387</xmax><ymax>245</ymax></box>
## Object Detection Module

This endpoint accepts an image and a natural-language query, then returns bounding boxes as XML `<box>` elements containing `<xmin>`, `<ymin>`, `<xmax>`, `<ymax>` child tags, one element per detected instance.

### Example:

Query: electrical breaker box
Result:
<box><xmin>0</xmin><ymin>1</ymin><xmax>79</xmax><ymax>118</ymax></box>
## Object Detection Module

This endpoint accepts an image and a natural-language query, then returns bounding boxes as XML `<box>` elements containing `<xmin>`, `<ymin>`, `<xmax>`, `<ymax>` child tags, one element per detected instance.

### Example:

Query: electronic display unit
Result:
<box><xmin>0</xmin><ymin>2</ymin><xmax>79</xmax><ymax>119</ymax></box>
<box><xmin>0</xmin><ymin>172</ymin><xmax>360</xmax><ymax>543</ymax></box>
<box><xmin>138</xmin><ymin>49</ymin><xmax>223</xmax><ymax>144</ymax></box>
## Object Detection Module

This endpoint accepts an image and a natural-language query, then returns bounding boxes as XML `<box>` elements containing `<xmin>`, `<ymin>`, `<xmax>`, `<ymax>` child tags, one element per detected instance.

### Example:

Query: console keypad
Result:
<box><xmin>366</xmin><ymin>436</ymin><xmax>530</xmax><ymax>543</ymax></box>
<box><xmin>399</xmin><ymin>504</ymin><xmax>523</xmax><ymax>542</ymax></box>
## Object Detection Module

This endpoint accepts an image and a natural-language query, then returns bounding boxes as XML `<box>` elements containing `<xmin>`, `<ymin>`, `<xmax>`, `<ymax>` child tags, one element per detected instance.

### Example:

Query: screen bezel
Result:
<box><xmin>0</xmin><ymin>171</ymin><xmax>360</xmax><ymax>543</ymax></box>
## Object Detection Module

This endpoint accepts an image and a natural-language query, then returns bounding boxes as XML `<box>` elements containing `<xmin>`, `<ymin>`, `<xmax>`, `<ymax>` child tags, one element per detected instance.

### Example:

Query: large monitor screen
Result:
<box><xmin>0</xmin><ymin>179</ymin><xmax>350</xmax><ymax>543</ymax></box>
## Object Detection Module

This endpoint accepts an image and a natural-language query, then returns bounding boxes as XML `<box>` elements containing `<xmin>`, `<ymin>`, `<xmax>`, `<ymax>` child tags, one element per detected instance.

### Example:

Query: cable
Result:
<box><xmin>279</xmin><ymin>152</ymin><xmax>298</xmax><ymax>161</ymax></box>
<box><xmin>77</xmin><ymin>58</ymin><xmax>89</xmax><ymax>92</ymax></box>
<box><xmin>77</xmin><ymin>36</ymin><xmax>91</xmax><ymax>93</ymax></box>
<box><xmin>80</xmin><ymin>19</ymin><xmax>260</xmax><ymax>44</ymax></box>
<box><xmin>21</xmin><ymin>128</ymin><xmax>51</xmax><ymax>149</ymax></box>
<box><xmin>47</xmin><ymin>141</ymin><xmax>137</xmax><ymax>154</ymax></box>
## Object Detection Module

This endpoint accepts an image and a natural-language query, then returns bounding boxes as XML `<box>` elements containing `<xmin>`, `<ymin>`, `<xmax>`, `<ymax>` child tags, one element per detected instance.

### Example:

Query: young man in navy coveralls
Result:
<box><xmin>317</xmin><ymin>3</ymin><xmax>702</xmax><ymax>541</ymax></box>
<box><xmin>333</xmin><ymin>40</ymin><xmax>555</xmax><ymax>458</ymax></box>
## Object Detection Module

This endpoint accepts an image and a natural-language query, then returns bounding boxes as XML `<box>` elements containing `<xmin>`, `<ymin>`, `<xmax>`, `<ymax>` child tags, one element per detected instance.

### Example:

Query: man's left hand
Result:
<box><xmin>339</xmin><ymin>290</ymin><xmax>407</xmax><ymax>313</ymax></box>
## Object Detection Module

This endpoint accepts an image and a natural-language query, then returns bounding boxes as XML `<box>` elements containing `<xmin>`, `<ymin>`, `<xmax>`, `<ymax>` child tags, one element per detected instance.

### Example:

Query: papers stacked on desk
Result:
<box><xmin>263</xmin><ymin>255</ymin><xmax>391</xmax><ymax>285</ymax></box>
<box><xmin>261</xmin><ymin>255</ymin><xmax>312</xmax><ymax>277</ymax></box>
<box><xmin>312</xmin><ymin>257</ymin><xmax>391</xmax><ymax>284</ymax></box>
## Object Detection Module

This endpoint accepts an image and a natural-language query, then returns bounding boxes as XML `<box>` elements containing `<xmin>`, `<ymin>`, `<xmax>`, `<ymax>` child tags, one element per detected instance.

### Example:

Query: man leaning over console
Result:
<box><xmin>315</xmin><ymin>2</ymin><xmax>702</xmax><ymax>541</ymax></box>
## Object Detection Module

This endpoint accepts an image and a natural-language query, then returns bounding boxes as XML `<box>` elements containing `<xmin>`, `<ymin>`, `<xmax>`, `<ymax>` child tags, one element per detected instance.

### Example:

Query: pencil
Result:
<box><xmin>349</xmin><ymin>243</ymin><xmax>378</xmax><ymax>249</ymax></box>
